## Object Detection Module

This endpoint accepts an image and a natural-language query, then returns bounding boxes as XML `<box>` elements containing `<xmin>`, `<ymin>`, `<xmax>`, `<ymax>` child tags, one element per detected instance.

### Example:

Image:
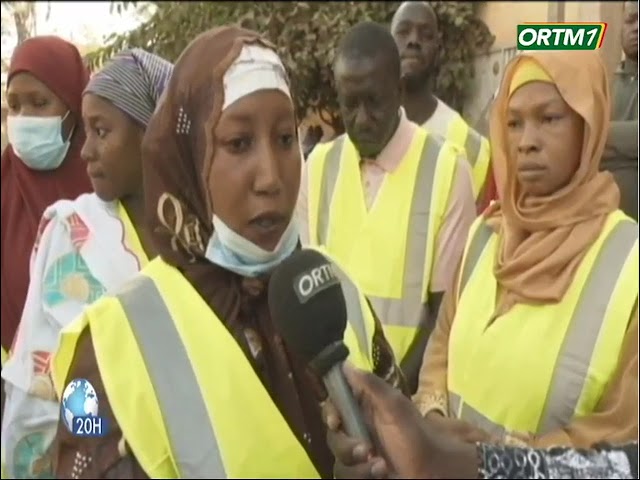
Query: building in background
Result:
<box><xmin>467</xmin><ymin>1</ymin><xmax>626</xmax><ymax>132</ymax></box>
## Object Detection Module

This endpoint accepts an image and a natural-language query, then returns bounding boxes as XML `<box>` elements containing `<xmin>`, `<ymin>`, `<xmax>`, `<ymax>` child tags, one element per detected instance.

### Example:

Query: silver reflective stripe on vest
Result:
<box><xmin>464</xmin><ymin>128</ymin><xmax>483</xmax><ymax>168</ymax></box>
<box><xmin>317</xmin><ymin>134</ymin><xmax>443</xmax><ymax>329</ymax></box>
<box><xmin>330</xmin><ymin>259</ymin><xmax>370</xmax><ymax>357</ymax></box>
<box><xmin>118</xmin><ymin>276</ymin><xmax>226</xmax><ymax>479</ymax></box>
<box><xmin>369</xmin><ymin>138</ymin><xmax>443</xmax><ymax>328</ymax></box>
<box><xmin>449</xmin><ymin>220</ymin><xmax>638</xmax><ymax>436</ymax></box>
<box><xmin>459</xmin><ymin>222</ymin><xmax>494</xmax><ymax>298</ymax></box>
<box><xmin>317</xmin><ymin>135</ymin><xmax>346</xmax><ymax>244</ymax></box>
<box><xmin>538</xmin><ymin>220</ymin><xmax>638</xmax><ymax>433</ymax></box>
<box><xmin>449</xmin><ymin>392</ymin><xmax>507</xmax><ymax>438</ymax></box>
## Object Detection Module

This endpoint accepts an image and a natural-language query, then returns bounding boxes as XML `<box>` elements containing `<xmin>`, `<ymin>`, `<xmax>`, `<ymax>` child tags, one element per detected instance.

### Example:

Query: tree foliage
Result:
<box><xmin>89</xmin><ymin>1</ymin><xmax>494</xmax><ymax>133</ymax></box>
<box><xmin>1</xmin><ymin>2</ymin><xmax>44</xmax><ymax>71</ymax></box>
<box><xmin>2</xmin><ymin>2</ymin><xmax>37</xmax><ymax>45</ymax></box>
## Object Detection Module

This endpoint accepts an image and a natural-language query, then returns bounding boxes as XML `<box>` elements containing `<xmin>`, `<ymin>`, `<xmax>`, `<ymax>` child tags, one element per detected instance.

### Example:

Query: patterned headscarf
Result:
<box><xmin>84</xmin><ymin>48</ymin><xmax>173</xmax><ymax>127</ymax></box>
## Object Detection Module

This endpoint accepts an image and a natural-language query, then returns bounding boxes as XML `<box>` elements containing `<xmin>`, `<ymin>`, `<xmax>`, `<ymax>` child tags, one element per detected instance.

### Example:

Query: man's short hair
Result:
<box><xmin>392</xmin><ymin>1</ymin><xmax>440</xmax><ymax>32</ymax></box>
<box><xmin>335</xmin><ymin>21</ymin><xmax>401</xmax><ymax>79</ymax></box>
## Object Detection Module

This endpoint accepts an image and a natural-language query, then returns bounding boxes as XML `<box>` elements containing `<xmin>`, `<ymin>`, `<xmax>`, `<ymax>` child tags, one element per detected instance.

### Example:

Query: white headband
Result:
<box><xmin>222</xmin><ymin>45</ymin><xmax>291</xmax><ymax>111</ymax></box>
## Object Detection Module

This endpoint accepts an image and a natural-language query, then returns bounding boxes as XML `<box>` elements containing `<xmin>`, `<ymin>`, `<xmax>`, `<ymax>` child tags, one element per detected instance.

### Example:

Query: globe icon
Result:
<box><xmin>60</xmin><ymin>378</ymin><xmax>99</xmax><ymax>433</ymax></box>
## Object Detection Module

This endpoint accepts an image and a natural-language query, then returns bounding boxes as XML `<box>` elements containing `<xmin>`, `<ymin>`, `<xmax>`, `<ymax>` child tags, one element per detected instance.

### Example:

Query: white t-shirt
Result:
<box><xmin>421</xmin><ymin>98</ymin><xmax>462</xmax><ymax>138</ymax></box>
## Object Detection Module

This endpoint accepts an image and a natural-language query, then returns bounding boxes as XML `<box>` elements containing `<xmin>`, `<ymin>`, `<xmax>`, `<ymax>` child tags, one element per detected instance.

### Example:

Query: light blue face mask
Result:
<box><xmin>7</xmin><ymin>112</ymin><xmax>72</xmax><ymax>171</ymax></box>
<box><xmin>205</xmin><ymin>215</ymin><xmax>299</xmax><ymax>278</ymax></box>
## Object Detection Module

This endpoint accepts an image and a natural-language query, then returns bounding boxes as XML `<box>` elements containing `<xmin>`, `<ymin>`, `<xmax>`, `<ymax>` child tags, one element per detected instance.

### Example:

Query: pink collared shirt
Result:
<box><xmin>296</xmin><ymin>109</ymin><xmax>476</xmax><ymax>293</ymax></box>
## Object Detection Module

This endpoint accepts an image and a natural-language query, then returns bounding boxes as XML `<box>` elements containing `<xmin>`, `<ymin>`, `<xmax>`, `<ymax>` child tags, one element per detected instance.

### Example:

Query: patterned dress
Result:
<box><xmin>478</xmin><ymin>442</ymin><xmax>638</xmax><ymax>479</ymax></box>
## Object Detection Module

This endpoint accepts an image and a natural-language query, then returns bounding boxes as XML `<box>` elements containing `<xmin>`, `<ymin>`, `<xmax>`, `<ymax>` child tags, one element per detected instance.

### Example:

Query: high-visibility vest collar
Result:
<box><xmin>444</xmin><ymin>116</ymin><xmax>492</xmax><ymax>200</ymax></box>
<box><xmin>307</xmin><ymin>130</ymin><xmax>458</xmax><ymax>360</ymax></box>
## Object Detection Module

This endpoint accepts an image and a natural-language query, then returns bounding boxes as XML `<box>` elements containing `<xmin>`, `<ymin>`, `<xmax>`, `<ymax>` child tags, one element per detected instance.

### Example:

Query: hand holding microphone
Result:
<box><xmin>322</xmin><ymin>365</ymin><xmax>482</xmax><ymax>479</ymax></box>
<box><xmin>268</xmin><ymin>253</ymin><xmax>640</xmax><ymax>480</ymax></box>
<box><xmin>267</xmin><ymin>249</ymin><xmax>479</xmax><ymax>479</ymax></box>
<box><xmin>268</xmin><ymin>249</ymin><xmax>372</xmax><ymax>444</ymax></box>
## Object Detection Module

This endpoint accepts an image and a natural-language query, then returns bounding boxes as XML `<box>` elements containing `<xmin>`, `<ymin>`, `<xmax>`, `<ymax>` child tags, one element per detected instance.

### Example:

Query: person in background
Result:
<box><xmin>474</xmin><ymin>88</ymin><xmax>497</xmax><ymax>139</ymax></box>
<box><xmin>1</xmin><ymin>36</ymin><xmax>92</xmax><ymax>373</ymax></box>
<box><xmin>601</xmin><ymin>0</ymin><xmax>638</xmax><ymax>221</ymax></box>
<box><xmin>302</xmin><ymin>125</ymin><xmax>324</xmax><ymax>159</ymax></box>
<box><xmin>298</xmin><ymin>21</ymin><xmax>476</xmax><ymax>394</ymax></box>
<box><xmin>406</xmin><ymin>50</ymin><xmax>637</xmax><ymax>452</ymax></box>
<box><xmin>324</xmin><ymin>365</ymin><xmax>638</xmax><ymax>479</ymax></box>
<box><xmin>391</xmin><ymin>1</ymin><xmax>495</xmax><ymax>211</ymax></box>
<box><xmin>0</xmin><ymin>48</ymin><xmax>173</xmax><ymax>479</ymax></box>
<box><xmin>50</xmin><ymin>27</ymin><xmax>404</xmax><ymax>479</ymax></box>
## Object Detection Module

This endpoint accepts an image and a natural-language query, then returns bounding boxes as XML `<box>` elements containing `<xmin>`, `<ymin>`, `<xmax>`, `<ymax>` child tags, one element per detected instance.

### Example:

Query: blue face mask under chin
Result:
<box><xmin>205</xmin><ymin>215</ymin><xmax>299</xmax><ymax>278</ymax></box>
<box><xmin>7</xmin><ymin>112</ymin><xmax>72</xmax><ymax>171</ymax></box>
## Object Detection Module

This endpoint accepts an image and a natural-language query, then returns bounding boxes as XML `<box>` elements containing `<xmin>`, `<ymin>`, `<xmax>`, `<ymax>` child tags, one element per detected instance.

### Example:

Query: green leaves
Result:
<box><xmin>97</xmin><ymin>1</ymin><xmax>494</xmax><ymax>132</ymax></box>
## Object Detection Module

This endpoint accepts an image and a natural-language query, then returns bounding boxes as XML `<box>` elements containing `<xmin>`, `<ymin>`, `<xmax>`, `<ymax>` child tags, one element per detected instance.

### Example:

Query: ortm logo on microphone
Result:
<box><xmin>294</xmin><ymin>262</ymin><xmax>340</xmax><ymax>303</ymax></box>
<box><xmin>60</xmin><ymin>378</ymin><xmax>108</xmax><ymax>438</ymax></box>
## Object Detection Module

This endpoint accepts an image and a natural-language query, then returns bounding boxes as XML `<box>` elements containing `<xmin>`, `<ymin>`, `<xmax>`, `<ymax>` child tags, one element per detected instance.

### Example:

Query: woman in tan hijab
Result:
<box><xmin>48</xmin><ymin>27</ymin><xmax>404</xmax><ymax>479</ymax></box>
<box><xmin>327</xmin><ymin>49</ymin><xmax>638</xmax><ymax>479</ymax></box>
<box><xmin>414</xmin><ymin>50</ymin><xmax>638</xmax><ymax>446</ymax></box>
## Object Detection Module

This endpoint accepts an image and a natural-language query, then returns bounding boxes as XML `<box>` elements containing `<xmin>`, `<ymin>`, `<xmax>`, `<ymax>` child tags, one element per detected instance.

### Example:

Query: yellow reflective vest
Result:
<box><xmin>52</xmin><ymin>248</ymin><xmax>376</xmax><ymax>479</ymax></box>
<box><xmin>448</xmin><ymin>211</ymin><xmax>638</xmax><ymax>438</ymax></box>
<box><xmin>306</xmin><ymin>129</ymin><xmax>460</xmax><ymax>361</ymax></box>
<box><xmin>1</xmin><ymin>345</ymin><xmax>7</xmax><ymax>368</ymax></box>
<box><xmin>422</xmin><ymin>101</ymin><xmax>492</xmax><ymax>201</ymax></box>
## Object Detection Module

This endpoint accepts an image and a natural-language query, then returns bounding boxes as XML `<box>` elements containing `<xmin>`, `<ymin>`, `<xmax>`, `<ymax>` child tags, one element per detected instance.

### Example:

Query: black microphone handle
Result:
<box><xmin>323</xmin><ymin>361</ymin><xmax>373</xmax><ymax>445</ymax></box>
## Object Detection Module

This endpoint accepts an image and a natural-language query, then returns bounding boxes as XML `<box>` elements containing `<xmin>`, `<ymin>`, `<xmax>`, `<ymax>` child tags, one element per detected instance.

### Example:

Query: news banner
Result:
<box><xmin>60</xmin><ymin>378</ymin><xmax>109</xmax><ymax>438</ymax></box>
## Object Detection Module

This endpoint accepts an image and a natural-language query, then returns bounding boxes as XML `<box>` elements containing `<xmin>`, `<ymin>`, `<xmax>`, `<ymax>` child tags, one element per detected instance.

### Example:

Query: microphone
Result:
<box><xmin>268</xmin><ymin>248</ymin><xmax>372</xmax><ymax>444</ymax></box>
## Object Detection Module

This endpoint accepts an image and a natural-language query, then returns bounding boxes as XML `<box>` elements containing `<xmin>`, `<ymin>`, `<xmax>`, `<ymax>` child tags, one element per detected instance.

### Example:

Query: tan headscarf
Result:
<box><xmin>485</xmin><ymin>51</ymin><xmax>621</xmax><ymax>315</ymax></box>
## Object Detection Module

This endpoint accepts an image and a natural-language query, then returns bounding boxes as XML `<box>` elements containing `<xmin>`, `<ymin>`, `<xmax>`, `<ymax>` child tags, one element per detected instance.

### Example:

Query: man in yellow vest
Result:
<box><xmin>390</xmin><ymin>2</ymin><xmax>494</xmax><ymax>211</ymax></box>
<box><xmin>297</xmin><ymin>21</ymin><xmax>476</xmax><ymax>393</ymax></box>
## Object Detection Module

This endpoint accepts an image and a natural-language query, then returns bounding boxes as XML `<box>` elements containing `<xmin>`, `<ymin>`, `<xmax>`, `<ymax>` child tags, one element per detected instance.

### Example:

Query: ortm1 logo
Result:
<box><xmin>517</xmin><ymin>23</ymin><xmax>608</xmax><ymax>50</ymax></box>
<box><xmin>61</xmin><ymin>378</ymin><xmax>109</xmax><ymax>437</ymax></box>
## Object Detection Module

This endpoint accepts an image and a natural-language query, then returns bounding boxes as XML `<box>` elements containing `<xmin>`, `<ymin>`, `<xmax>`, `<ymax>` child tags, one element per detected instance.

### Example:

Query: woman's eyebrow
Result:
<box><xmin>508</xmin><ymin>98</ymin><xmax>563</xmax><ymax>114</ymax></box>
<box><xmin>7</xmin><ymin>88</ymin><xmax>47</xmax><ymax>98</ymax></box>
<box><xmin>82</xmin><ymin>112</ymin><xmax>107</xmax><ymax>124</ymax></box>
<box><xmin>221</xmin><ymin>112</ymin><xmax>254</xmax><ymax>124</ymax></box>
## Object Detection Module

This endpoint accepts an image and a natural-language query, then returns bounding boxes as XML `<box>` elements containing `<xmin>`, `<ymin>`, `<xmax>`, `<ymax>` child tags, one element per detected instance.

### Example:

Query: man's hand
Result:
<box><xmin>323</xmin><ymin>401</ymin><xmax>389</xmax><ymax>479</ymax></box>
<box><xmin>424</xmin><ymin>411</ymin><xmax>497</xmax><ymax>444</ymax></box>
<box><xmin>322</xmin><ymin>365</ymin><xmax>479</xmax><ymax>479</ymax></box>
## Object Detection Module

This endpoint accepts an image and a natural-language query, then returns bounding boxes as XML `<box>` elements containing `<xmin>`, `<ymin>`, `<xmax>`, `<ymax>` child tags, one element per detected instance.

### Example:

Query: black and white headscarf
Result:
<box><xmin>85</xmin><ymin>48</ymin><xmax>173</xmax><ymax>127</ymax></box>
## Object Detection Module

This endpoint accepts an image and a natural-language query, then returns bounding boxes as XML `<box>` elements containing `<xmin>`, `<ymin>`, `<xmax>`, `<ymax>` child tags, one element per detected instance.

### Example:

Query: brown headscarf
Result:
<box><xmin>142</xmin><ymin>26</ymin><xmax>276</xmax><ymax>308</ymax></box>
<box><xmin>485</xmin><ymin>51</ymin><xmax>621</xmax><ymax>315</ymax></box>
<box><xmin>141</xmin><ymin>27</ymin><xmax>334</xmax><ymax>476</ymax></box>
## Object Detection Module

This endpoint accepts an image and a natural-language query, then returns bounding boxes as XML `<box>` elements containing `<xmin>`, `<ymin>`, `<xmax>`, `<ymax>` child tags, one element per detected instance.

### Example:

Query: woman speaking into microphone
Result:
<box><xmin>48</xmin><ymin>26</ymin><xmax>406</xmax><ymax>479</ymax></box>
